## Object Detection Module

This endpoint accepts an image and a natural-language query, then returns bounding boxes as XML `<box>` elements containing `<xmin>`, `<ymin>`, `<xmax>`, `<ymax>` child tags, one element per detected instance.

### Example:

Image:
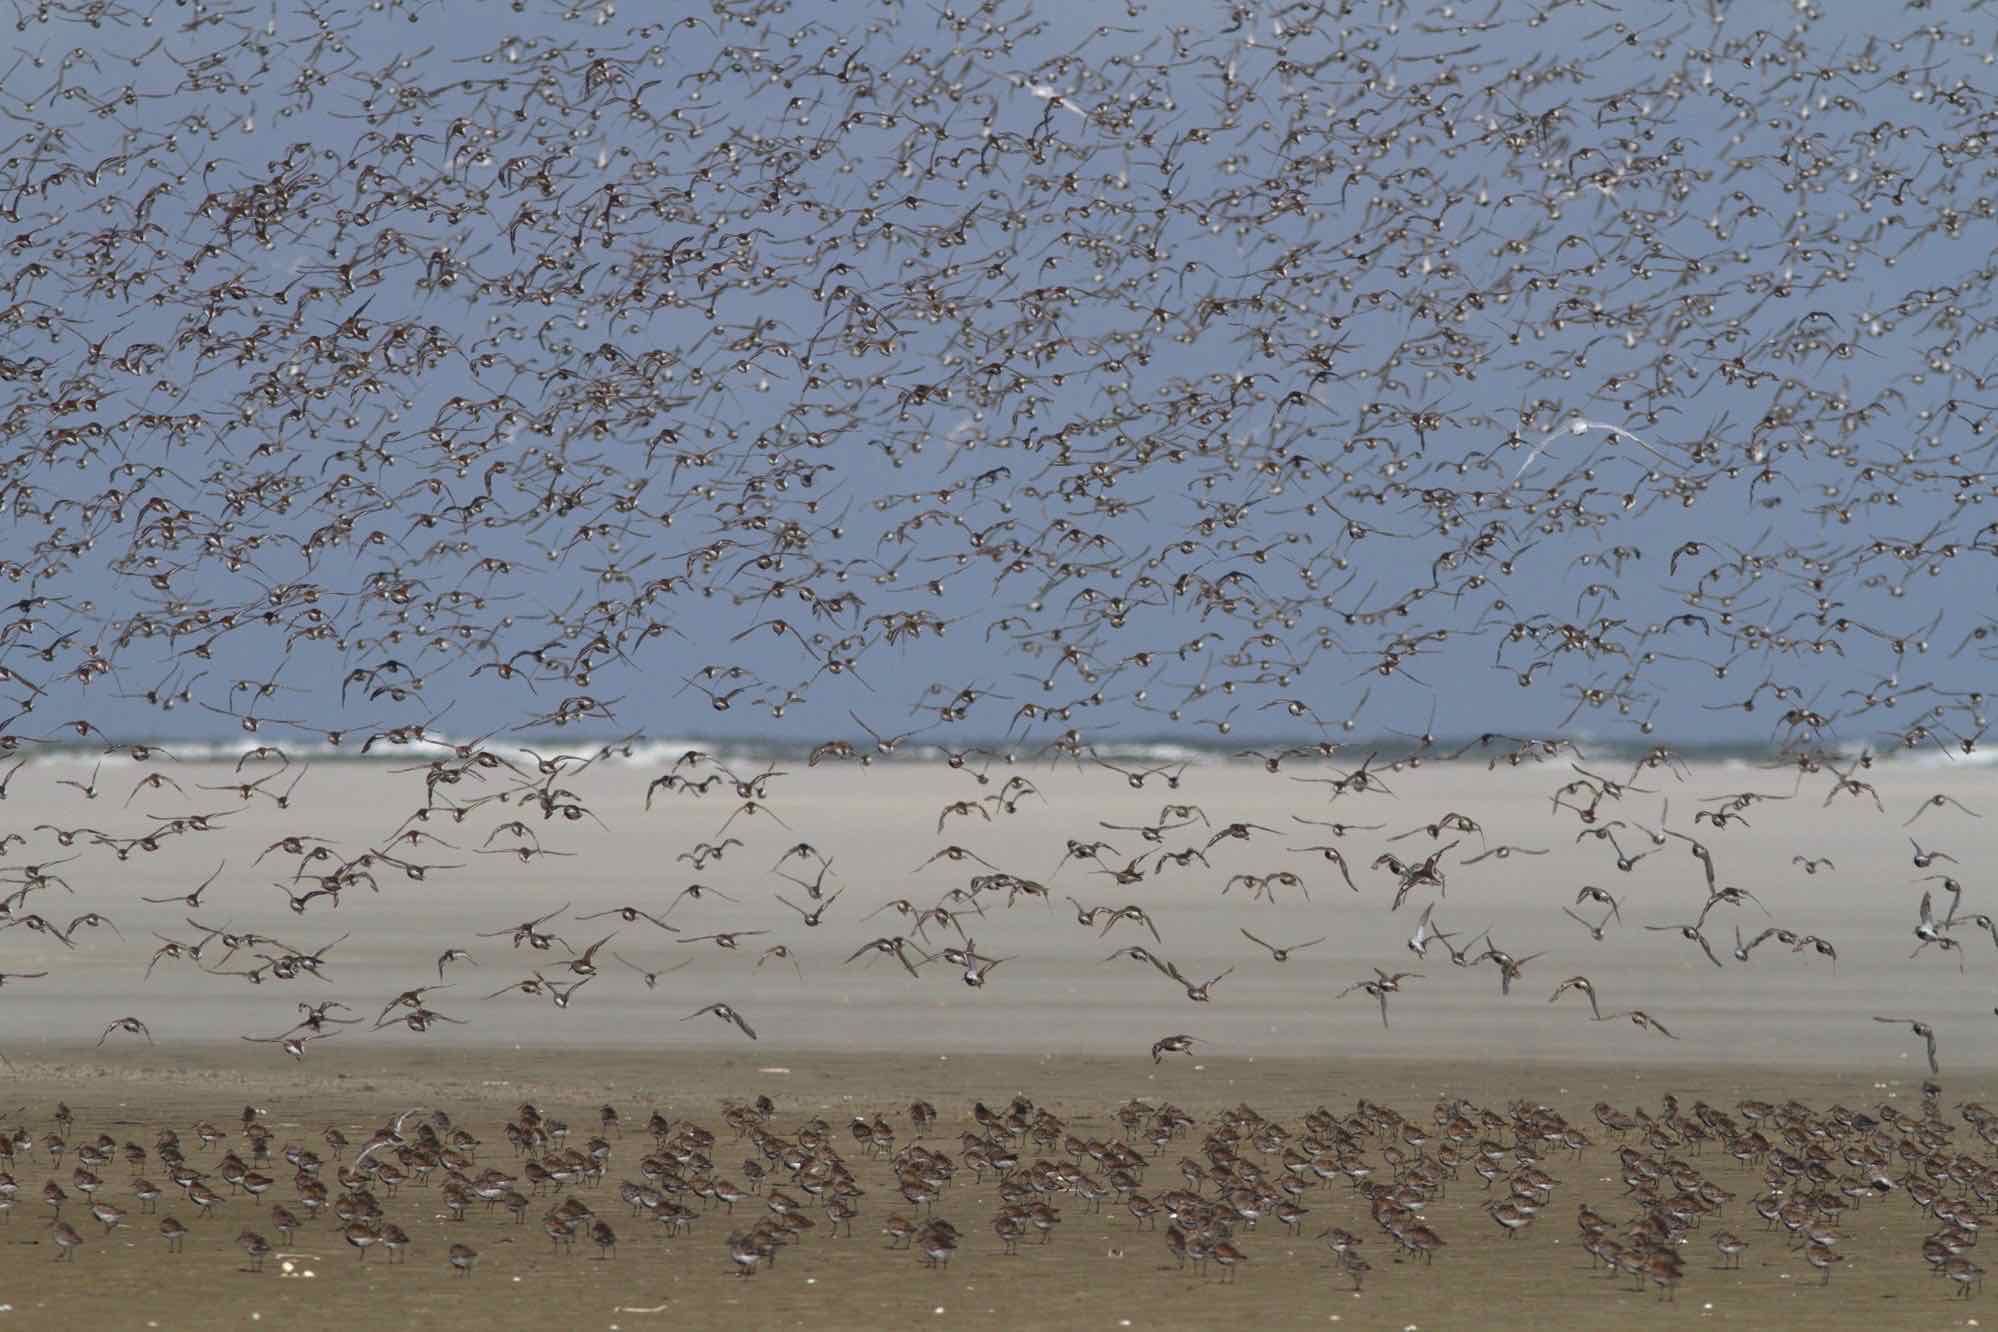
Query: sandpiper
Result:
<box><xmin>237</xmin><ymin>1229</ymin><xmax>272</xmax><ymax>1271</ymax></box>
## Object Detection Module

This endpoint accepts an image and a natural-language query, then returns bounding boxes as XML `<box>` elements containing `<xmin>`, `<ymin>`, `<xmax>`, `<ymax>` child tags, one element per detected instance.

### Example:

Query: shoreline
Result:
<box><xmin>0</xmin><ymin>1046</ymin><xmax>1975</xmax><ymax>1102</ymax></box>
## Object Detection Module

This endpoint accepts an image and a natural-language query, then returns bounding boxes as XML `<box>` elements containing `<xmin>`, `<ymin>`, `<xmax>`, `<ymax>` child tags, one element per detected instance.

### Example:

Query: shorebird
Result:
<box><xmin>1549</xmin><ymin>976</ymin><xmax>1603</xmax><ymax>1019</ymax></box>
<box><xmin>1439</xmin><ymin>930</ymin><xmax>1489</xmax><ymax>969</ymax></box>
<box><xmin>1460</xmin><ymin>844</ymin><xmax>1548</xmax><ymax>865</ymax></box>
<box><xmin>554</xmin><ymin>932</ymin><xmax>617</xmax><ymax>977</ymax></box>
<box><xmin>1485</xmin><ymin>1199</ymin><xmax>1535</xmax><ymax>1239</ymax></box>
<box><xmin>1338</xmin><ymin>970</ymin><xmax>1419</xmax><ymax>1028</ymax></box>
<box><xmin>242</xmin><ymin>1031</ymin><xmax>337</xmax><ymax>1060</ymax></box>
<box><xmin>1208</xmin><ymin>1239</ymin><xmax>1246</xmax><ymax>1282</ymax></box>
<box><xmin>1909</xmin><ymin>837</ymin><xmax>1958</xmax><ymax>869</ymax></box>
<box><xmin>375</xmin><ymin>1008</ymin><xmax>469</xmax><ymax>1033</ymax></box>
<box><xmin>1593</xmin><ymin>1010</ymin><xmax>1678</xmax><ymax>1039</ymax></box>
<box><xmin>755</xmin><ymin>945</ymin><xmax>805</xmax><ymax>980</ymax></box>
<box><xmin>913</xmin><ymin>845</ymin><xmax>1000</xmax><ymax>874</ymax></box>
<box><xmin>683</xmin><ymin>931</ymin><xmax>769</xmax><ymax>951</ymax></box>
<box><xmin>1561</xmin><ymin>906</ymin><xmax>1613</xmax><ymax>941</ymax></box>
<box><xmin>484</xmin><ymin>974</ymin><xmax>553</xmax><ymax>1002</ymax></box>
<box><xmin>1914</xmin><ymin>888</ymin><xmax>1957</xmax><ymax>945</ymax></box>
<box><xmin>1406</xmin><ymin>903</ymin><xmax>1453</xmax><ymax>959</ymax></box>
<box><xmin>776</xmin><ymin>890</ymin><xmax>842</xmax><ymax>928</ymax></box>
<box><xmin>1872</xmin><ymin>1016</ymin><xmax>1940</xmax><ymax>1075</ymax></box>
<box><xmin>1969</xmin><ymin>915</ymin><xmax>1998</xmax><ymax>951</ymax></box>
<box><xmin>1162</xmin><ymin>962</ymin><xmax>1233</xmax><ymax>1002</ymax></box>
<box><xmin>613</xmin><ymin>953</ymin><xmax>688</xmax><ymax>989</ymax></box>
<box><xmin>1098</xmin><ymin>904</ymin><xmax>1163</xmax><ymax>944</ymax></box>
<box><xmin>1478</xmin><ymin>945</ymin><xmax>1545</xmax><ymax>996</ymax></box>
<box><xmin>576</xmin><ymin>905</ymin><xmax>679</xmax><ymax>931</ymax></box>
<box><xmin>364</xmin><ymin>1221</ymin><xmax>408</xmax><ymax>1263</ymax></box>
<box><xmin>345</xmin><ymin>1222</ymin><xmax>381</xmax><ymax>1261</ymax></box>
<box><xmin>961</xmin><ymin>953</ymin><xmax>1011</xmax><ymax>987</ymax></box>
<box><xmin>726</xmin><ymin>1231</ymin><xmax>767</xmax><ymax>1276</ymax></box>
<box><xmin>1105</xmin><ymin>945</ymin><xmax>1173</xmax><ymax>973</ymax></box>
<box><xmin>683</xmin><ymin>1003</ymin><xmax>757</xmax><ymax>1040</ymax></box>
<box><xmin>1151</xmin><ymin>1034</ymin><xmax>1200</xmax><ymax>1064</ymax></box>
<box><xmin>1644</xmin><ymin>922</ymin><xmax>1724</xmax><ymax>968</ymax></box>
<box><xmin>1239</xmin><ymin>929</ymin><xmax>1325</xmax><ymax>963</ymax></box>
<box><xmin>237</xmin><ymin>1229</ymin><xmax>273</xmax><ymax>1271</ymax></box>
<box><xmin>1574</xmin><ymin>884</ymin><xmax>1623</xmax><ymax>920</ymax></box>
<box><xmin>376</xmin><ymin>987</ymin><xmax>452</xmax><ymax>1025</ymax></box>
<box><xmin>844</xmin><ymin>937</ymin><xmax>929</xmax><ymax>978</ymax></box>
<box><xmin>1732</xmin><ymin>925</ymin><xmax>1786</xmax><ymax>962</ymax></box>
<box><xmin>1697</xmin><ymin>885</ymin><xmax>1767</xmax><ymax>921</ymax></box>
<box><xmin>661</xmin><ymin>883</ymin><xmax>740</xmax><ymax>915</ymax></box>
<box><xmin>1906</xmin><ymin>793</ymin><xmax>1983</xmax><ymax>826</ymax></box>
<box><xmin>916</xmin><ymin>1221</ymin><xmax>959</xmax><ymax>1268</ymax></box>
<box><xmin>1287</xmin><ymin>845</ymin><xmax>1358</xmax><ymax>891</ymax></box>
<box><xmin>1662</xmin><ymin>829</ymin><xmax>1718</xmax><ymax>892</ymax></box>
<box><xmin>96</xmin><ymin>1017</ymin><xmax>153</xmax><ymax>1046</ymax></box>
<box><xmin>139</xmin><ymin>862</ymin><xmax>228</xmax><ymax>909</ymax></box>
<box><xmin>1066</xmin><ymin>898</ymin><xmax>1113</xmax><ymax>929</ymax></box>
<box><xmin>545</xmin><ymin>976</ymin><xmax>592</xmax><ymax>1009</ymax></box>
<box><xmin>1052</xmin><ymin>841</ymin><xmax>1118</xmax><ymax>879</ymax></box>
<box><xmin>54</xmin><ymin>761</ymin><xmax>102</xmax><ymax>801</ymax></box>
<box><xmin>63</xmin><ymin>911</ymin><xmax>123</xmax><ymax>941</ymax></box>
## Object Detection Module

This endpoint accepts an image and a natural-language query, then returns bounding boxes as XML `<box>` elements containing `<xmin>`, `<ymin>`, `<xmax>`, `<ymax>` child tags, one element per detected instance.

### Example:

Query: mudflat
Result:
<box><xmin>0</xmin><ymin>1049</ymin><xmax>1980</xmax><ymax>1331</ymax></box>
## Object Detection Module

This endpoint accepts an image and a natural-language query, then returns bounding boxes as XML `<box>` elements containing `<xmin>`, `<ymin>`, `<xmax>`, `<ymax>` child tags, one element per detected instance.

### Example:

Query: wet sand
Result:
<box><xmin>0</xmin><ymin>1048</ymin><xmax>1986</xmax><ymax>1330</ymax></box>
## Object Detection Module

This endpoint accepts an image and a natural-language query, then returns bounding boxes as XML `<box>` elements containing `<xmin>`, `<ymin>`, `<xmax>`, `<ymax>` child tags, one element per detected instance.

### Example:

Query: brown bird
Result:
<box><xmin>683</xmin><ymin>1003</ymin><xmax>757</xmax><ymax>1040</ymax></box>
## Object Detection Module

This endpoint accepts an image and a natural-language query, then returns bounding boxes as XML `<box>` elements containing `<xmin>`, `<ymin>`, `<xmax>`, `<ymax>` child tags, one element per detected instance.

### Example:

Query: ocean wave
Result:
<box><xmin>9</xmin><ymin>733</ymin><xmax>1991</xmax><ymax>771</ymax></box>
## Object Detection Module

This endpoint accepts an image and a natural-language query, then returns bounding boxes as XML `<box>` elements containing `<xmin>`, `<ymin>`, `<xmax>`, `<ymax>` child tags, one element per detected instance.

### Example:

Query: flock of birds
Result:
<box><xmin>11</xmin><ymin>1083</ymin><xmax>1998</xmax><ymax>1304</ymax></box>
<box><xmin>2</xmin><ymin>730</ymin><xmax>1990</xmax><ymax>1070</ymax></box>
<box><xmin>0</xmin><ymin>0</ymin><xmax>1992</xmax><ymax>1219</ymax></box>
<box><xmin>0</xmin><ymin>0</ymin><xmax>1997</xmax><ymax>1313</ymax></box>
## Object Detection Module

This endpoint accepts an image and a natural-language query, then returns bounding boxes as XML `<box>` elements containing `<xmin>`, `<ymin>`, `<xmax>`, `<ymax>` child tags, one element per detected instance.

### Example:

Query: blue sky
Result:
<box><xmin>0</xmin><ymin>0</ymin><xmax>1992</xmax><ymax>756</ymax></box>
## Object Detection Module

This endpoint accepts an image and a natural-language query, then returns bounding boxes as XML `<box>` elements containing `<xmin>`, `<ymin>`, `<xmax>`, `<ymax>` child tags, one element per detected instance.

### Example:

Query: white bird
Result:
<box><xmin>1511</xmin><ymin>417</ymin><xmax>1679</xmax><ymax>481</ymax></box>
<box><xmin>1406</xmin><ymin>903</ymin><xmax>1452</xmax><ymax>960</ymax></box>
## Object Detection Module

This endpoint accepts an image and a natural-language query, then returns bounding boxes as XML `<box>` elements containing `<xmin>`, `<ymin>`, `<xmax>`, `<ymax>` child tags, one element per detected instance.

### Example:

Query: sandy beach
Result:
<box><xmin>0</xmin><ymin>756</ymin><xmax>1993</xmax><ymax>1327</ymax></box>
<box><xmin>0</xmin><ymin>756</ymin><xmax>1990</xmax><ymax>1069</ymax></box>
